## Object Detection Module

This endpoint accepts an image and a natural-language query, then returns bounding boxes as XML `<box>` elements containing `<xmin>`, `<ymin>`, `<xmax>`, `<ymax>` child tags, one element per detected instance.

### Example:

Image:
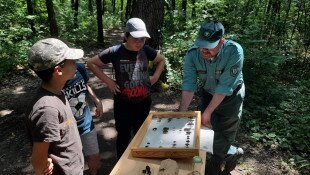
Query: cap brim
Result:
<box><xmin>194</xmin><ymin>39</ymin><xmax>220</xmax><ymax>49</ymax></box>
<box><xmin>64</xmin><ymin>48</ymin><xmax>84</xmax><ymax>60</ymax></box>
<box><xmin>130</xmin><ymin>31</ymin><xmax>151</xmax><ymax>38</ymax></box>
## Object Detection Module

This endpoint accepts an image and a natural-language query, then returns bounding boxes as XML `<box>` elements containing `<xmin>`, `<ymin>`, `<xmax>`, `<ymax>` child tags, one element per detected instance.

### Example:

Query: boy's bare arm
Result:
<box><xmin>31</xmin><ymin>142</ymin><xmax>50</xmax><ymax>175</ymax></box>
<box><xmin>87</xmin><ymin>85</ymin><xmax>103</xmax><ymax>117</ymax></box>
<box><xmin>87</xmin><ymin>55</ymin><xmax>120</xmax><ymax>94</ymax></box>
<box><xmin>150</xmin><ymin>52</ymin><xmax>165</xmax><ymax>85</ymax></box>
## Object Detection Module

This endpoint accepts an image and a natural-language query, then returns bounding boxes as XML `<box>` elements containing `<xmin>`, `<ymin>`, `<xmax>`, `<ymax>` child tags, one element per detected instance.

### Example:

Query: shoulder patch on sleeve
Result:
<box><xmin>230</xmin><ymin>65</ymin><xmax>239</xmax><ymax>77</ymax></box>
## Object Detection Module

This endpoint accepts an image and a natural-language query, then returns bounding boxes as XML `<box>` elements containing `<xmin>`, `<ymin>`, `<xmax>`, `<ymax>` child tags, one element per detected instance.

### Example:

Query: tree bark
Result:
<box><xmin>191</xmin><ymin>0</ymin><xmax>196</xmax><ymax>17</ymax></box>
<box><xmin>125</xmin><ymin>0</ymin><xmax>133</xmax><ymax>20</ymax></box>
<box><xmin>120</xmin><ymin>0</ymin><xmax>124</xmax><ymax>20</ymax></box>
<box><xmin>131</xmin><ymin>0</ymin><xmax>164</xmax><ymax>49</ymax></box>
<box><xmin>112</xmin><ymin>0</ymin><xmax>116</xmax><ymax>13</ymax></box>
<box><xmin>88</xmin><ymin>0</ymin><xmax>94</xmax><ymax>14</ymax></box>
<box><xmin>96</xmin><ymin>0</ymin><xmax>104</xmax><ymax>43</ymax></box>
<box><xmin>72</xmin><ymin>0</ymin><xmax>79</xmax><ymax>28</ymax></box>
<box><xmin>102</xmin><ymin>0</ymin><xmax>106</xmax><ymax>15</ymax></box>
<box><xmin>46</xmin><ymin>0</ymin><xmax>59</xmax><ymax>37</ymax></box>
<box><xmin>181</xmin><ymin>0</ymin><xmax>187</xmax><ymax>22</ymax></box>
<box><xmin>26</xmin><ymin>0</ymin><xmax>36</xmax><ymax>35</ymax></box>
<box><xmin>171</xmin><ymin>0</ymin><xmax>175</xmax><ymax>10</ymax></box>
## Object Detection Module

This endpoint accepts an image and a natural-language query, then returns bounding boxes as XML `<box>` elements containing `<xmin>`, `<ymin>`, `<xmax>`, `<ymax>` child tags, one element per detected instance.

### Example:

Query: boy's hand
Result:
<box><xmin>94</xmin><ymin>100</ymin><xmax>103</xmax><ymax>117</ymax></box>
<box><xmin>44</xmin><ymin>158</ymin><xmax>53</xmax><ymax>175</ymax></box>
<box><xmin>106</xmin><ymin>79</ymin><xmax>120</xmax><ymax>95</ymax></box>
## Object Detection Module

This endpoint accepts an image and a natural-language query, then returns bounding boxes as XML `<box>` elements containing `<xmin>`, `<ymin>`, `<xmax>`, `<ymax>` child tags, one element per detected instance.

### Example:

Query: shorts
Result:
<box><xmin>80</xmin><ymin>129</ymin><xmax>100</xmax><ymax>156</ymax></box>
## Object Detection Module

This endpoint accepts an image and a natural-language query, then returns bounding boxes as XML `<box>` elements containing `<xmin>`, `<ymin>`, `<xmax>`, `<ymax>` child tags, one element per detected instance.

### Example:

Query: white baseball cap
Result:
<box><xmin>125</xmin><ymin>18</ymin><xmax>150</xmax><ymax>38</ymax></box>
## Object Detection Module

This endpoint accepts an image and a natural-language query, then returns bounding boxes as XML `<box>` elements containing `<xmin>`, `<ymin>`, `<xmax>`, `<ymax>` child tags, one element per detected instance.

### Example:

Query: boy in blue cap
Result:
<box><xmin>179</xmin><ymin>21</ymin><xmax>245</xmax><ymax>175</ymax></box>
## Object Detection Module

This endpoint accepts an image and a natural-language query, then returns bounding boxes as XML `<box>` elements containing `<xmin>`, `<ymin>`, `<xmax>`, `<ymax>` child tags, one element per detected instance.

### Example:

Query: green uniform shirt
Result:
<box><xmin>182</xmin><ymin>39</ymin><xmax>244</xmax><ymax>95</ymax></box>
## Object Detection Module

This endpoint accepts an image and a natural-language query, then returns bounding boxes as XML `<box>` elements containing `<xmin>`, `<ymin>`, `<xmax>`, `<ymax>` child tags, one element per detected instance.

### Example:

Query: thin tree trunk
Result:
<box><xmin>88</xmin><ymin>0</ymin><xmax>94</xmax><ymax>14</ymax></box>
<box><xmin>171</xmin><ymin>0</ymin><xmax>175</xmax><ymax>10</ymax></box>
<box><xmin>102</xmin><ymin>0</ymin><xmax>106</xmax><ymax>15</ymax></box>
<box><xmin>73</xmin><ymin>0</ymin><xmax>79</xmax><ymax>28</ymax></box>
<box><xmin>26</xmin><ymin>0</ymin><xmax>36</xmax><ymax>35</ymax></box>
<box><xmin>112</xmin><ymin>0</ymin><xmax>116</xmax><ymax>13</ymax></box>
<box><xmin>46</xmin><ymin>0</ymin><xmax>59</xmax><ymax>37</ymax></box>
<box><xmin>125</xmin><ymin>0</ymin><xmax>132</xmax><ymax>20</ymax></box>
<box><xmin>191</xmin><ymin>0</ymin><xmax>195</xmax><ymax>17</ymax></box>
<box><xmin>120</xmin><ymin>0</ymin><xmax>124</xmax><ymax>20</ymax></box>
<box><xmin>181</xmin><ymin>0</ymin><xmax>187</xmax><ymax>22</ymax></box>
<box><xmin>96</xmin><ymin>0</ymin><xmax>104</xmax><ymax>43</ymax></box>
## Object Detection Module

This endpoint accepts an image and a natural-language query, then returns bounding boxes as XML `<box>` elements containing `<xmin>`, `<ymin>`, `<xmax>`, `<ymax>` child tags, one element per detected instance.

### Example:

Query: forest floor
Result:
<box><xmin>0</xmin><ymin>29</ymin><xmax>302</xmax><ymax>175</ymax></box>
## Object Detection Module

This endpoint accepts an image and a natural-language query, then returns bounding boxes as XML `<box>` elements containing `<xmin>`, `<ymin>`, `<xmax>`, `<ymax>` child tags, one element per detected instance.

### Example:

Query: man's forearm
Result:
<box><xmin>204</xmin><ymin>93</ymin><xmax>226</xmax><ymax>114</ymax></box>
<box><xmin>179</xmin><ymin>90</ymin><xmax>195</xmax><ymax>111</ymax></box>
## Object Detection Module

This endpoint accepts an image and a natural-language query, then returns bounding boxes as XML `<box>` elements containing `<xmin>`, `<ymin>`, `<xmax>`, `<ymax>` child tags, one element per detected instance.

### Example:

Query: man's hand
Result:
<box><xmin>201</xmin><ymin>111</ymin><xmax>212</xmax><ymax>129</ymax></box>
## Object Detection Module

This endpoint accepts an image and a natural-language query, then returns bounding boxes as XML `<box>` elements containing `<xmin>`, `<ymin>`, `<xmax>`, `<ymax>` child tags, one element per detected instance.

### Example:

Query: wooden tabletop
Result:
<box><xmin>109</xmin><ymin>112</ymin><xmax>206</xmax><ymax>175</ymax></box>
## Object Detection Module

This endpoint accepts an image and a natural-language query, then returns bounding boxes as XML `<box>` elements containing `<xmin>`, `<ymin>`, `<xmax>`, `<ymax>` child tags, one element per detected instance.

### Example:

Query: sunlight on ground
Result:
<box><xmin>101</xmin><ymin>99</ymin><xmax>114</xmax><ymax>112</ymax></box>
<box><xmin>97</xmin><ymin>126</ymin><xmax>117</xmax><ymax>140</ymax></box>
<box><xmin>21</xmin><ymin>164</ymin><xmax>33</xmax><ymax>174</ymax></box>
<box><xmin>153</xmin><ymin>102</ymin><xmax>179</xmax><ymax>111</ymax></box>
<box><xmin>0</xmin><ymin>109</ymin><xmax>13</xmax><ymax>117</ymax></box>
<box><xmin>13</xmin><ymin>86</ymin><xmax>26</xmax><ymax>94</ymax></box>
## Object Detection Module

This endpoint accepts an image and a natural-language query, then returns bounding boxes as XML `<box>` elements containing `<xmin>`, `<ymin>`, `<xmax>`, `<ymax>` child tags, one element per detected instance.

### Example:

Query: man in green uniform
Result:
<box><xmin>179</xmin><ymin>21</ymin><xmax>245</xmax><ymax>175</ymax></box>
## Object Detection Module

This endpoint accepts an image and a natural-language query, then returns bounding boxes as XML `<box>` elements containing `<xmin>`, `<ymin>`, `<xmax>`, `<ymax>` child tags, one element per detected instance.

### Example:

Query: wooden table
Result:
<box><xmin>109</xmin><ymin>112</ymin><xmax>207</xmax><ymax>175</ymax></box>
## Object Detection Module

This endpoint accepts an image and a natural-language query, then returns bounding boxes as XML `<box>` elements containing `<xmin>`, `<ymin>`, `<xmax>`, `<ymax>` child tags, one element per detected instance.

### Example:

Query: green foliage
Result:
<box><xmin>162</xmin><ymin>1</ymin><xmax>309</xmax><ymax>172</ymax></box>
<box><xmin>162</xmin><ymin>21</ymin><xmax>198</xmax><ymax>89</ymax></box>
<box><xmin>0</xmin><ymin>1</ymin><xmax>35</xmax><ymax>79</ymax></box>
<box><xmin>0</xmin><ymin>0</ymin><xmax>309</xmax><ymax>172</ymax></box>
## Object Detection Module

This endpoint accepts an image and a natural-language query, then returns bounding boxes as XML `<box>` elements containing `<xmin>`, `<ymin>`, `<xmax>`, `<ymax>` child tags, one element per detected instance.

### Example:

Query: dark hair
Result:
<box><xmin>29</xmin><ymin>64</ymin><xmax>54</xmax><ymax>82</ymax></box>
<box><xmin>29</xmin><ymin>60</ymin><xmax>66</xmax><ymax>82</ymax></box>
<box><xmin>123</xmin><ymin>32</ymin><xmax>131</xmax><ymax>42</ymax></box>
<box><xmin>125</xmin><ymin>32</ymin><xmax>131</xmax><ymax>38</ymax></box>
<box><xmin>35</xmin><ymin>67</ymin><xmax>55</xmax><ymax>82</ymax></box>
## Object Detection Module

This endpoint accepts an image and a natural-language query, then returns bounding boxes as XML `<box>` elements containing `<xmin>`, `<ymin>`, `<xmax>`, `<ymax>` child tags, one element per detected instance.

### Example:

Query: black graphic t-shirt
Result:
<box><xmin>98</xmin><ymin>44</ymin><xmax>157</xmax><ymax>102</ymax></box>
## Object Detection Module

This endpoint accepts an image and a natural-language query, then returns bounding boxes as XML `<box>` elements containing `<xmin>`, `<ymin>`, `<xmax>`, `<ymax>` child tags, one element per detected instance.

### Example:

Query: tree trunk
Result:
<box><xmin>96</xmin><ymin>0</ymin><xmax>104</xmax><ymax>43</ymax></box>
<box><xmin>191</xmin><ymin>0</ymin><xmax>196</xmax><ymax>17</ymax></box>
<box><xmin>72</xmin><ymin>0</ymin><xmax>79</xmax><ymax>28</ymax></box>
<box><xmin>181</xmin><ymin>0</ymin><xmax>187</xmax><ymax>22</ymax></box>
<box><xmin>125</xmin><ymin>0</ymin><xmax>133</xmax><ymax>20</ymax></box>
<box><xmin>112</xmin><ymin>0</ymin><xmax>116</xmax><ymax>13</ymax></box>
<box><xmin>102</xmin><ymin>0</ymin><xmax>106</xmax><ymax>15</ymax></box>
<box><xmin>131</xmin><ymin>0</ymin><xmax>164</xmax><ymax>49</ymax></box>
<box><xmin>46</xmin><ymin>0</ymin><xmax>59</xmax><ymax>37</ymax></box>
<box><xmin>88</xmin><ymin>0</ymin><xmax>94</xmax><ymax>14</ymax></box>
<box><xmin>26</xmin><ymin>0</ymin><xmax>36</xmax><ymax>35</ymax></box>
<box><xmin>120</xmin><ymin>0</ymin><xmax>124</xmax><ymax>20</ymax></box>
<box><xmin>171</xmin><ymin>0</ymin><xmax>175</xmax><ymax>10</ymax></box>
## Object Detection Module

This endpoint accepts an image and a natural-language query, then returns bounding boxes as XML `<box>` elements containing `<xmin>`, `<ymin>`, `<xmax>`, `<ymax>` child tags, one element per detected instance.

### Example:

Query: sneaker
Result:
<box><xmin>222</xmin><ymin>147</ymin><xmax>244</xmax><ymax>174</ymax></box>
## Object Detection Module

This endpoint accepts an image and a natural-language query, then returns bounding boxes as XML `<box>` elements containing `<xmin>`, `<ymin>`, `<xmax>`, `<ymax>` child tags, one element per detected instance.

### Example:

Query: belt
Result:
<box><xmin>202</xmin><ymin>83</ymin><xmax>243</xmax><ymax>97</ymax></box>
<box><xmin>233</xmin><ymin>83</ymin><xmax>243</xmax><ymax>94</ymax></box>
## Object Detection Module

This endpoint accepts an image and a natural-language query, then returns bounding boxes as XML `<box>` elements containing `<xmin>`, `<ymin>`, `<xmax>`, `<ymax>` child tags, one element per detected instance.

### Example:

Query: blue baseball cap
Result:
<box><xmin>194</xmin><ymin>21</ymin><xmax>225</xmax><ymax>49</ymax></box>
